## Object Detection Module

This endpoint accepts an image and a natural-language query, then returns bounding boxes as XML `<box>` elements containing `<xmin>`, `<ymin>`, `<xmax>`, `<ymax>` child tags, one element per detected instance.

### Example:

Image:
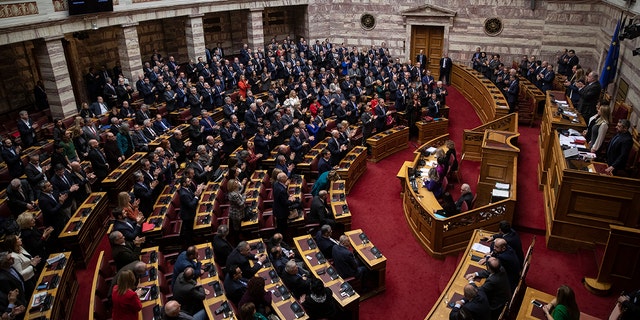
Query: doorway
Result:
<box><xmin>410</xmin><ymin>26</ymin><xmax>444</xmax><ymax>79</ymax></box>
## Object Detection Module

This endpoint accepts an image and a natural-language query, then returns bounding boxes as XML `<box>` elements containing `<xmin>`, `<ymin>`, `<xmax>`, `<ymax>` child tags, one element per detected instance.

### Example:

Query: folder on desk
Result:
<box><xmin>142</xmin><ymin>222</ymin><xmax>155</xmax><ymax>232</ymax></box>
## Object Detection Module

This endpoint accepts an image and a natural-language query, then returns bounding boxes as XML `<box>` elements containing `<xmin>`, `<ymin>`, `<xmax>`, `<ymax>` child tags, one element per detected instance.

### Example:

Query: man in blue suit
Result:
<box><xmin>606</xmin><ymin>119</ymin><xmax>633</xmax><ymax>175</ymax></box>
<box><xmin>172</xmin><ymin>246</ymin><xmax>203</xmax><ymax>287</ymax></box>
<box><xmin>332</xmin><ymin>235</ymin><xmax>366</xmax><ymax>280</ymax></box>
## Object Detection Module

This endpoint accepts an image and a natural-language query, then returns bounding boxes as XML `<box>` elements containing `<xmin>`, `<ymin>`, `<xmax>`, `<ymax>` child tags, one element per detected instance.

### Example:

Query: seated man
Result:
<box><xmin>465</xmin><ymin>257</ymin><xmax>511</xmax><ymax>319</ymax></box>
<box><xmin>479</xmin><ymin>238</ymin><xmax>521</xmax><ymax>293</ymax></box>
<box><xmin>315</xmin><ymin>225</ymin><xmax>339</xmax><ymax>259</ymax></box>
<box><xmin>212</xmin><ymin>225</ymin><xmax>233</xmax><ymax>267</ymax></box>
<box><xmin>109</xmin><ymin>230</ymin><xmax>144</xmax><ymax>270</ymax></box>
<box><xmin>449</xmin><ymin>284</ymin><xmax>491</xmax><ymax>320</ymax></box>
<box><xmin>281</xmin><ymin>260</ymin><xmax>311</xmax><ymax>299</ymax></box>
<box><xmin>332</xmin><ymin>235</ymin><xmax>367</xmax><ymax>280</ymax></box>
<box><xmin>225</xmin><ymin>241</ymin><xmax>267</xmax><ymax>279</ymax></box>
<box><xmin>223</xmin><ymin>264</ymin><xmax>247</xmax><ymax>306</ymax></box>
<box><xmin>455</xmin><ymin>183</ymin><xmax>474</xmax><ymax>212</ymax></box>
<box><xmin>483</xmin><ymin>220</ymin><xmax>524</xmax><ymax>265</ymax></box>
<box><xmin>172</xmin><ymin>267</ymin><xmax>208</xmax><ymax>320</ymax></box>
<box><xmin>153</xmin><ymin>114</ymin><xmax>172</xmax><ymax>134</ymax></box>
<box><xmin>307</xmin><ymin>190</ymin><xmax>335</xmax><ymax>226</ymax></box>
<box><xmin>161</xmin><ymin>300</ymin><xmax>195</xmax><ymax>320</ymax></box>
<box><xmin>172</xmin><ymin>246</ymin><xmax>203</xmax><ymax>286</ymax></box>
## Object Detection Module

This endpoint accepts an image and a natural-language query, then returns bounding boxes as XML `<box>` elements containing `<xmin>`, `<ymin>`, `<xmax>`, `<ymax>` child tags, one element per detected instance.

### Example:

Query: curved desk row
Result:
<box><xmin>336</xmin><ymin>146</ymin><xmax>368</xmax><ymax>194</ymax></box>
<box><xmin>450</xmin><ymin>64</ymin><xmax>510</xmax><ymax>124</ymax></box>
<box><xmin>25</xmin><ymin>252</ymin><xmax>76</xmax><ymax>320</ymax></box>
<box><xmin>400</xmin><ymin>133</ymin><xmax>518</xmax><ymax>258</ymax></box>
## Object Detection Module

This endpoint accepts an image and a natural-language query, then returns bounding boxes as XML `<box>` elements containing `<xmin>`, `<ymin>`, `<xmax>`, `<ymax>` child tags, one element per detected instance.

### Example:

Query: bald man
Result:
<box><xmin>162</xmin><ymin>300</ymin><xmax>195</xmax><ymax>319</ymax></box>
<box><xmin>332</xmin><ymin>235</ymin><xmax>367</xmax><ymax>280</ymax></box>
<box><xmin>449</xmin><ymin>284</ymin><xmax>491</xmax><ymax>320</ymax></box>
<box><xmin>87</xmin><ymin>139</ymin><xmax>109</xmax><ymax>182</ymax></box>
<box><xmin>465</xmin><ymin>257</ymin><xmax>511</xmax><ymax>318</ymax></box>
<box><xmin>172</xmin><ymin>267</ymin><xmax>208</xmax><ymax>319</ymax></box>
<box><xmin>482</xmin><ymin>238</ymin><xmax>521</xmax><ymax>293</ymax></box>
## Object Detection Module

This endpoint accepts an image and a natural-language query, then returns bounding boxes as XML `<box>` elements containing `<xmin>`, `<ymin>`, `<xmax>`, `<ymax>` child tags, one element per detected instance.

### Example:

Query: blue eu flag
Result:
<box><xmin>600</xmin><ymin>19</ymin><xmax>622</xmax><ymax>88</ymax></box>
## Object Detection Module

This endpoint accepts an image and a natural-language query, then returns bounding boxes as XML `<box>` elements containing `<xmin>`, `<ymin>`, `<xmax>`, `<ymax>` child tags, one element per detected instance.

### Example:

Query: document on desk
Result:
<box><xmin>472</xmin><ymin>243</ymin><xmax>491</xmax><ymax>254</ymax></box>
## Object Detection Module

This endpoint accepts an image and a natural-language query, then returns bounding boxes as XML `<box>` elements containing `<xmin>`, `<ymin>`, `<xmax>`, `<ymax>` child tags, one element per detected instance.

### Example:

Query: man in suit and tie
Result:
<box><xmin>6</xmin><ymin>179</ymin><xmax>35</xmax><ymax>217</ymax></box>
<box><xmin>308</xmin><ymin>190</ymin><xmax>334</xmax><ymax>227</ymax></box>
<box><xmin>24</xmin><ymin>155</ymin><xmax>49</xmax><ymax>192</ymax></box>
<box><xmin>244</xmin><ymin>103</ymin><xmax>259</xmax><ymax>138</ymax></box>
<box><xmin>333</xmin><ymin>235</ymin><xmax>367</xmax><ymax>280</ymax></box>
<box><xmin>504</xmin><ymin>73</ymin><xmax>519</xmax><ymax>113</ymax></box>
<box><xmin>317</xmin><ymin>149</ymin><xmax>333</xmax><ymax>175</ymax></box>
<box><xmin>152</xmin><ymin>114</ymin><xmax>172</xmax><ymax>134</ymax></box>
<box><xmin>109</xmin><ymin>230</ymin><xmax>145</xmax><ymax>271</ymax></box>
<box><xmin>142</xmin><ymin>119</ymin><xmax>160</xmax><ymax>141</ymax></box>
<box><xmin>606</xmin><ymin>119</ymin><xmax>633</xmax><ymax>175</ymax></box>
<box><xmin>465</xmin><ymin>257</ymin><xmax>512</xmax><ymax>319</ymax></box>
<box><xmin>374</xmin><ymin>98</ymin><xmax>389</xmax><ymax>133</ymax></box>
<box><xmin>273</xmin><ymin>172</ymin><xmax>294</xmax><ymax>236</ymax></box>
<box><xmin>439</xmin><ymin>53</ymin><xmax>453</xmax><ymax>85</ymax></box>
<box><xmin>223</xmin><ymin>265</ymin><xmax>247</xmax><ymax>306</ymax></box>
<box><xmin>90</xmin><ymin>96</ymin><xmax>109</xmax><ymax>116</ymax></box>
<box><xmin>577</xmin><ymin>71</ymin><xmax>602</xmax><ymax>122</ymax></box>
<box><xmin>87</xmin><ymin>139</ymin><xmax>110</xmax><ymax>184</ymax></box>
<box><xmin>315</xmin><ymin>224</ymin><xmax>338</xmax><ymax>259</ymax></box>
<box><xmin>37</xmin><ymin>181</ymin><xmax>68</xmax><ymax>238</ymax></box>
<box><xmin>179</xmin><ymin>177</ymin><xmax>205</xmax><ymax>243</ymax></box>
<box><xmin>449</xmin><ymin>284</ymin><xmax>491</xmax><ymax>320</ymax></box>
<box><xmin>135</xmin><ymin>105</ymin><xmax>151</xmax><ymax>126</ymax></box>
<box><xmin>131</xmin><ymin>124</ymin><xmax>149</xmax><ymax>152</ymax></box>
<box><xmin>327</xmin><ymin>130</ymin><xmax>347</xmax><ymax>166</ymax></box>
<box><xmin>133</xmin><ymin>171</ymin><xmax>159</xmax><ymax>216</ymax></box>
<box><xmin>281</xmin><ymin>260</ymin><xmax>311</xmax><ymax>299</ymax></box>
<box><xmin>225</xmin><ymin>241</ymin><xmax>267</xmax><ymax>281</ymax></box>
<box><xmin>111</xmin><ymin>207</ymin><xmax>144</xmax><ymax>242</ymax></box>
<box><xmin>50</xmin><ymin>164</ymin><xmax>80</xmax><ymax>216</ymax></box>
<box><xmin>1</xmin><ymin>139</ymin><xmax>24</xmax><ymax>179</ymax></box>
<box><xmin>0</xmin><ymin>252</ymin><xmax>28</xmax><ymax>316</ymax></box>
<box><xmin>16</xmin><ymin>111</ymin><xmax>37</xmax><ymax>148</ymax></box>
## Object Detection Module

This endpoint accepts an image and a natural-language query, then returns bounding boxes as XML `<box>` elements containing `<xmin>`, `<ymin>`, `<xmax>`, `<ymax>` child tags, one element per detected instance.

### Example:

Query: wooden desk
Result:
<box><xmin>403</xmin><ymin>134</ymin><xmax>516</xmax><ymax>258</ymax></box>
<box><xmin>25</xmin><ymin>252</ymin><xmax>77</xmax><ymax>320</ymax></box>
<box><xmin>336</xmin><ymin>146</ymin><xmax>367</xmax><ymax>195</ymax></box>
<box><xmin>344</xmin><ymin>229</ymin><xmax>386</xmax><ymax>297</ymax></box>
<box><xmin>367</xmin><ymin>125</ymin><xmax>409</xmax><ymax>163</ymax></box>
<box><xmin>329</xmin><ymin>181</ymin><xmax>353</xmax><ymax>231</ymax></box>
<box><xmin>293</xmin><ymin>235</ymin><xmax>360</xmax><ymax>318</ymax></box>
<box><xmin>451</xmin><ymin>64</ymin><xmax>509</xmax><ymax>123</ymax></box>
<box><xmin>516</xmin><ymin>287</ymin><xmax>599</xmax><ymax>320</ymax></box>
<box><xmin>425</xmin><ymin>229</ymin><xmax>490</xmax><ymax>319</ymax></box>
<box><xmin>101</xmin><ymin>152</ymin><xmax>146</xmax><ymax>202</ymax></box>
<box><xmin>139</xmin><ymin>246</ymin><xmax>164</xmax><ymax>320</ymax></box>
<box><xmin>58</xmin><ymin>192</ymin><xmax>108</xmax><ymax>268</ymax></box>
<box><xmin>246</xmin><ymin>239</ymin><xmax>309</xmax><ymax>320</ymax></box>
<box><xmin>416</xmin><ymin>118</ymin><xmax>449</xmax><ymax>146</ymax></box>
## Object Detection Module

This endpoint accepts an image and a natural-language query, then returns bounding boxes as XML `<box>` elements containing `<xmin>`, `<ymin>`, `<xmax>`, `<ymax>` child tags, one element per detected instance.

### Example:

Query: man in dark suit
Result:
<box><xmin>133</xmin><ymin>171</ymin><xmax>159</xmax><ymax>216</ymax></box>
<box><xmin>577</xmin><ymin>71</ymin><xmax>602</xmax><ymax>122</ymax></box>
<box><xmin>449</xmin><ymin>284</ymin><xmax>491</xmax><ymax>320</ymax></box>
<box><xmin>317</xmin><ymin>149</ymin><xmax>333</xmax><ymax>175</ymax></box>
<box><xmin>172</xmin><ymin>267</ymin><xmax>208</xmax><ymax>319</ymax></box>
<box><xmin>426</xmin><ymin>93</ymin><xmax>441</xmax><ymax>118</ymax></box>
<box><xmin>109</xmin><ymin>230</ymin><xmax>144</xmax><ymax>271</ymax></box>
<box><xmin>606</xmin><ymin>119</ymin><xmax>633</xmax><ymax>175</ymax></box>
<box><xmin>486</xmin><ymin>220</ymin><xmax>525</xmax><ymax>265</ymax></box>
<box><xmin>87</xmin><ymin>139</ymin><xmax>110</xmax><ymax>183</ymax></box>
<box><xmin>131</xmin><ymin>124</ymin><xmax>150</xmax><ymax>152</ymax></box>
<box><xmin>172</xmin><ymin>246</ymin><xmax>203</xmax><ymax>286</ymax></box>
<box><xmin>6</xmin><ymin>179</ymin><xmax>36</xmax><ymax>217</ymax></box>
<box><xmin>481</xmin><ymin>238</ymin><xmax>521</xmax><ymax>293</ymax></box>
<box><xmin>1</xmin><ymin>139</ymin><xmax>24</xmax><ymax>179</ymax></box>
<box><xmin>505</xmin><ymin>74</ymin><xmax>519</xmax><ymax>113</ymax></box>
<box><xmin>439</xmin><ymin>53</ymin><xmax>453</xmax><ymax>85</ymax></box>
<box><xmin>416</xmin><ymin>50</ymin><xmax>428</xmax><ymax>69</ymax></box>
<box><xmin>37</xmin><ymin>181</ymin><xmax>68</xmax><ymax>237</ymax></box>
<box><xmin>152</xmin><ymin>114</ymin><xmax>172</xmax><ymax>134</ymax></box>
<box><xmin>308</xmin><ymin>190</ymin><xmax>334</xmax><ymax>226</ymax></box>
<box><xmin>111</xmin><ymin>207</ymin><xmax>143</xmax><ymax>242</ymax></box>
<box><xmin>135</xmin><ymin>105</ymin><xmax>151</xmax><ymax>126</ymax></box>
<box><xmin>178</xmin><ymin>177</ymin><xmax>204</xmax><ymax>243</ymax></box>
<box><xmin>273</xmin><ymin>172</ymin><xmax>294</xmax><ymax>236</ymax></box>
<box><xmin>212</xmin><ymin>225</ymin><xmax>233</xmax><ymax>267</ymax></box>
<box><xmin>281</xmin><ymin>260</ymin><xmax>311</xmax><ymax>299</ymax></box>
<box><xmin>288</xmin><ymin>128</ymin><xmax>307</xmax><ymax>164</ymax></box>
<box><xmin>16</xmin><ymin>111</ymin><xmax>37</xmax><ymax>148</ymax></box>
<box><xmin>223</xmin><ymin>265</ymin><xmax>247</xmax><ymax>306</ymax></box>
<box><xmin>50</xmin><ymin>164</ymin><xmax>80</xmax><ymax>215</ymax></box>
<box><xmin>90</xmin><ymin>96</ymin><xmax>109</xmax><ymax>116</ymax></box>
<box><xmin>332</xmin><ymin>235</ymin><xmax>366</xmax><ymax>280</ymax></box>
<box><xmin>465</xmin><ymin>257</ymin><xmax>511</xmax><ymax>318</ymax></box>
<box><xmin>374</xmin><ymin>99</ymin><xmax>388</xmax><ymax>133</ymax></box>
<box><xmin>327</xmin><ymin>130</ymin><xmax>346</xmax><ymax>166</ymax></box>
<box><xmin>142</xmin><ymin>119</ymin><xmax>160</xmax><ymax>141</ymax></box>
<box><xmin>315</xmin><ymin>225</ymin><xmax>338</xmax><ymax>259</ymax></box>
<box><xmin>24</xmin><ymin>155</ymin><xmax>48</xmax><ymax>191</ymax></box>
<box><xmin>0</xmin><ymin>252</ymin><xmax>28</xmax><ymax>316</ymax></box>
<box><xmin>225</xmin><ymin>241</ymin><xmax>267</xmax><ymax>280</ymax></box>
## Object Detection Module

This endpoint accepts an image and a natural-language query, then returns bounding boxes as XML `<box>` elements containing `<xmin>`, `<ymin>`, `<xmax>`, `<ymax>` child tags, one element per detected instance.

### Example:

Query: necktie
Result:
<box><xmin>18</xmin><ymin>188</ymin><xmax>25</xmax><ymax>200</ymax></box>
<box><xmin>139</xmin><ymin>132</ymin><xmax>148</xmax><ymax>143</ymax></box>
<box><xmin>62</xmin><ymin>174</ymin><xmax>70</xmax><ymax>186</ymax></box>
<box><xmin>9</xmin><ymin>267</ymin><xmax>24</xmax><ymax>292</ymax></box>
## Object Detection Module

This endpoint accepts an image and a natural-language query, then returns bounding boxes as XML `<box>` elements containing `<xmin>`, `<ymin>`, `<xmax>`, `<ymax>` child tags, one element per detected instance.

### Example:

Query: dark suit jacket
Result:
<box><xmin>449</xmin><ymin>289</ymin><xmax>491</xmax><ymax>320</ymax></box>
<box><xmin>172</xmin><ymin>251</ymin><xmax>202</xmax><ymax>285</ymax></box>
<box><xmin>88</xmin><ymin>147</ymin><xmax>109</xmax><ymax>180</ymax></box>
<box><xmin>6</xmin><ymin>180</ymin><xmax>34</xmax><ymax>216</ymax></box>
<box><xmin>212</xmin><ymin>235</ymin><xmax>233</xmax><ymax>266</ymax></box>
<box><xmin>24</xmin><ymin>163</ymin><xmax>46</xmax><ymax>188</ymax></box>
<box><xmin>17</xmin><ymin>119</ymin><xmax>36</xmax><ymax>147</ymax></box>
<box><xmin>475</xmin><ymin>268</ymin><xmax>511</xmax><ymax>311</ymax></box>
<box><xmin>172</xmin><ymin>273</ymin><xmax>206</xmax><ymax>316</ymax></box>
<box><xmin>223</xmin><ymin>273</ymin><xmax>246</xmax><ymax>306</ymax></box>
<box><xmin>38</xmin><ymin>191</ymin><xmax>66</xmax><ymax>233</ymax></box>
<box><xmin>153</xmin><ymin>119</ymin><xmax>172</xmax><ymax>134</ymax></box>
<box><xmin>0</xmin><ymin>268</ymin><xmax>27</xmax><ymax>308</ymax></box>
<box><xmin>308</xmin><ymin>196</ymin><xmax>332</xmax><ymax>225</ymax></box>
<box><xmin>142</xmin><ymin>126</ymin><xmax>160</xmax><ymax>141</ymax></box>
<box><xmin>281</xmin><ymin>271</ymin><xmax>310</xmax><ymax>299</ymax></box>
<box><xmin>317</xmin><ymin>158</ymin><xmax>332</xmax><ymax>175</ymax></box>
<box><xmin>492</xmin><ymin>229</ymin><xmax>524</xmax><ymax>265</ymax></box>
<box><xmin>1</xmin><ymin>147</ymin><xmax>24</xmax><ymax>178</ymax></box>
<box><xmin>133</xmin><ymin>181</ymin><xmax>155</xmax><ymax>216</ymax></box>
<box><xmin>225</xmin><ymin>249</ymin><xmax>261</xmax><ymax>280</ymax></box>
<box><xmin>179</xmin><ymin>187</ymin><xmax>198</xmax><ymax>222</ymax></box>
<box><xmin>332</xmin><ymin>244</ymin><xmax>358</xmax><ymax>279</ymax></box>
<box><xmin>315</xmin><ymin>234</ymin><xmax>336</xmax><ymax>259</ymax></box>
<box><xmin>113</xmin><ymin>219</ymin><xmax>142</xmax><ymax>242</ymax></box>
<box><xmin>111</xmin><ymin>241</ymin><xmax>142</xmax><ymax>270</ymax></box>
<box><xmin>493</xmin><ymin>246</ymin><xmax>522</xmax><ymax>293</ymax></box>
<box><xmin>607</xmin><ymin>132</ymin><xmax>633</xmax><ymax>171</ymax></box>
<box><xmin>272</xmin><ymin>181</ymin><xmax>290</xmax><ymax>220</ymax></box>
<box><xmin>578</xmin><ymin>81</ymin><xmax>602</xmax><ymax>121</ymax></box>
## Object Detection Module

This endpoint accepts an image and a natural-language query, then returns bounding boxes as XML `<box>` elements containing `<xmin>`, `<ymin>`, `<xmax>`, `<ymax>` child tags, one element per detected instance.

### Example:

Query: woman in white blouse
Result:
<box><xmin>587</xmin><ymin>104</ymin><xmax>610</xmax><ymax>154</ymax></box>
<box><xmin>5</xmin><ymin>234</ymin><xmax>41</xmax><ymax>296</ymax></box>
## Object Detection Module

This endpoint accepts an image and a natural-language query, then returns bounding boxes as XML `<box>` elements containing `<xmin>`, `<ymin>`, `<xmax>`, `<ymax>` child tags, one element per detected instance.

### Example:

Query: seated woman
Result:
<box><xmin>112</xmin><ymin>270</ymin><xmax>144</xmax><ymax>320</ymax></box>
<box><xmin>423</xmin><ymin>167</ymin><xmax>443</xmax><ymax>198</ymax></box>
<box><xmin>302</xmin><ymin>278</ymin><xmax>339</xmax><ymax>320</ymax></box>
<box><xmin>543</xmin><ymin>285</ymin><xmax>580</xmax><ymax>320</ymax></box>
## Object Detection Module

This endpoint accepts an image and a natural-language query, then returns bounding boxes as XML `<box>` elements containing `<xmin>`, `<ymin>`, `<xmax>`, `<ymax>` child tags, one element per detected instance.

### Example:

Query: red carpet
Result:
<box><xmin>71</xmin><ymin>86</ymin><xmax>616</xmax><ymax>319</ymax></box>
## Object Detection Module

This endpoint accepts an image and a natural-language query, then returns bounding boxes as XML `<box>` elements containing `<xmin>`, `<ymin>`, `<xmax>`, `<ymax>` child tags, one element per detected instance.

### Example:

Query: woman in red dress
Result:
<box><xmin>238</xmin><ymin>74</ymin><xmax>250</xmax><ymax>101</ymax></box>
<box><xmin>112</xmin><ymin>270</ymin><xmax>143</xmax><ymax>320</ymax></box>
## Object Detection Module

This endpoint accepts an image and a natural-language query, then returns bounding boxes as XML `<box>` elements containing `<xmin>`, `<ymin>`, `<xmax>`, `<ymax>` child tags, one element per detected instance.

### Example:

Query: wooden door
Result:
<box><xmin>411</xmin><ymin>26</ymin><xmax>444</xmax><ymax>79</ymax></box>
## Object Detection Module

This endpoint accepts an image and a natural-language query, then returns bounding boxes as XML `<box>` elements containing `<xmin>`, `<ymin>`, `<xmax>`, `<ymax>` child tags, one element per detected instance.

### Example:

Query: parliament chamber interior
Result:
<box><xmin>0</xmin><ymin>0</ymin><xmax>640</xmax><ymax>319</ymax></box>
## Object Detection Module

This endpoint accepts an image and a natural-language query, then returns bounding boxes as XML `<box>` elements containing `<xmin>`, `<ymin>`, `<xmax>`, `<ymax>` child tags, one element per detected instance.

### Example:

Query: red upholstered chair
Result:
<box><xmin>94</xmin><ymin>274</ymin><xmax>110</xmax><ymax>300</ymax></box>
<box><xmin>459</xmin><ymin>201</ymin><xmax>469</xmax><ymax>213</ymax></box>
<box><xmin>92</xmin><ymin>294</ymin><xmax>111</xmax><ymax>320</ymax></box>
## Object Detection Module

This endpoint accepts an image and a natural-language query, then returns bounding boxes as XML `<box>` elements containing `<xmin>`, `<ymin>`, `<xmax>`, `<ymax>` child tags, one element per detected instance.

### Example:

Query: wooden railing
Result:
<box><xmin>462</xmin><ymin>113</ymin><xmax>518</xmax><ymax>161</ymax></box>
<box><xmin>450</xmin><ymin>63</ymin><xmax>510</xmax><ymax>124</ymax></box>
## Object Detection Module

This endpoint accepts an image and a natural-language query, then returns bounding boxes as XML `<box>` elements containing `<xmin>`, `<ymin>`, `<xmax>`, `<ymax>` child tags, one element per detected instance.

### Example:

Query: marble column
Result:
<box><xmin>247</xmin><ymin>8</ymin><xmax>265</xmax><ymax>52</ymax></box>
<box><xmin>35</xmin><ymin>36</ymin><xmax>77</xmax><ymax>119</ymax></box>
<box><xmin>117</xmin><ymin>23</ymin><xmax>143</xmax><ymax>85</ymax></box>
<box><xmin>185</xmin><ymin>14</ymin><xmax>206</xmax><ymax>62</ymax></box>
